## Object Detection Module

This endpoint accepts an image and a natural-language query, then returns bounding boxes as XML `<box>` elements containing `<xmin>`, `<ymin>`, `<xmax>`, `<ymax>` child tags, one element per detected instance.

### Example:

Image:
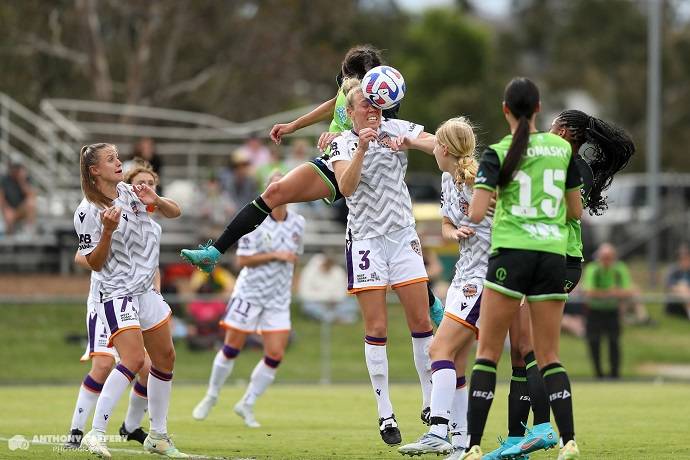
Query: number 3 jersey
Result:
<box><xmin>73</xmin><ymin>182</ymin><xmax>162</xmax><ymax>301</ymax></box>
<box><xmin>440</xmin><ymin>172</ymin><xmax>492</xmax><ymax>287</ymax></box>
<box><xmin>232</xmin><ymin>211</ymin><xmax>305</xmax><ymax>310</ymax></box>
<box><xmin>475</xmin><ymin>132</ymin><xmax>582</xmax><ymax>256</ymax></box>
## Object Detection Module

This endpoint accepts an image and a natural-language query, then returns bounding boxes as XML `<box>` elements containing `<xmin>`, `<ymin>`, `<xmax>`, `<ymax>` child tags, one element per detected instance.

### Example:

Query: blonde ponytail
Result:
<box><xmin>341</xmin><ymin>77</ymin><xmax>363</xmax><ymax>108</ymax></box>
<box><xmin>435</xmin><ymin>117</ymin><xmax>478</xmax><ymax>185</ymax></box>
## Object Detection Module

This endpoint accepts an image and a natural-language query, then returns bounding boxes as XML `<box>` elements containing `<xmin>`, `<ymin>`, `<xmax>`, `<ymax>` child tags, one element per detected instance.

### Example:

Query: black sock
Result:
<box><xmin>508</xmin><ymin>366</ymin><xmax>530</xmax><ymax>437</ymax></box>
<box><xmin>541</xmin><ymin>362</ymin><xmax>575</xmax><ymax>444</ymax></box>
<box><xmin>467</xmin><ymin>359</ymin><xmax>497</xmax><ymax>449</ymax></box>
<box><xmin>524</xmin><ymin>351</ymin><xmax>550</xmax><ymax>425</ymax></box>
<box><xmin>213</xmin><ymin>197</ymin><xmax>272</xmax><ymax>253</ymax></box>
<box><xmin>427</xmin><ymin>283</ymin><xmax>435</xmax><ymax>308</ymax></box>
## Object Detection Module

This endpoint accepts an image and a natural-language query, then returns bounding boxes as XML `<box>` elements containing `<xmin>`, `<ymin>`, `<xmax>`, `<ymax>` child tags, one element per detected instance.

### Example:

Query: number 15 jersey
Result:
<box><xmin>475</xmin><ymin>132</ymin><xmax>582</xmax><ymax>256</ymax></box>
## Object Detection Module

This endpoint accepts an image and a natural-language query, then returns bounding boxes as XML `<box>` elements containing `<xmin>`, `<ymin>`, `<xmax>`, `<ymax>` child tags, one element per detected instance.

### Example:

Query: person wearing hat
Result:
<box><xmin>0</xmin><ymin>161</ymin><xmax>37</xmax><ymax>235</ymax></box>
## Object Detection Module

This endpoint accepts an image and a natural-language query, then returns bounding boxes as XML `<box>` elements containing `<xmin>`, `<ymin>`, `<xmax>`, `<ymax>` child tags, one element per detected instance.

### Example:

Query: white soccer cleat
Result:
<box><xmin>80</xmin><ymin>429</ymin><xmax>111</xmax><ymax>458</ymax></box>
<box><xmin>398</xmin><ymin>432</ymin><xmax>453</xmax><ymax>456</ymax></box>
<box><xmin>144</xmin><ymin>432</ymin><xmax>189</xmax><ymax>458</ymax></box>
<box><xmin>192</xmin><ymin>395</ymin><xmax>217</xmax><ymax>421</ymax></box>
<box><xmin>234</xmin><ymin>400</ymin><xmax>261</xmax><ymax>428</ymax></box>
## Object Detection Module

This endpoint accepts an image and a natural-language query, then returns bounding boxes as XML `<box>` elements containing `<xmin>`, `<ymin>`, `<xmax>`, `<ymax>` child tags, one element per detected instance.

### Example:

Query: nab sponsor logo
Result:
<box><xmin>549</xmin><ymin>389</ymin><xmax>571</xmax><ymax>401</ymax></box>
<box><xmin>472</xmin><ymin>390</ymin><xmax>494</xmax><ymax>400</ymax></box>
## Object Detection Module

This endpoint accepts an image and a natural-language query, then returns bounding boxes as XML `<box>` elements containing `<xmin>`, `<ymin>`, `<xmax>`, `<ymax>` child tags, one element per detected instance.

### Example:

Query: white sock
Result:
<box><xmin>123</xmin><ymin>383</ymin><xmax>148</xmax><ymax>432</ymax></box>
<box><xmin>148</xmin><ymin>368</ymin><xmax>173</xmax><ymax>435</ymax></box>
<box><xmin>207</xmin><ymin>349</ymin><xmax>236</xmax><ymax>398</ymax></box>
<box><xmin>242</xmin><ymin>358</ymin><xmax>278</xmax><ymax>406</ymax></box>
<box><xmin>92</xmin><ymin>365</ymin><xmax>135</xmax><ymax>433</ymax></box>
<box><xmin>450</xmin><ymin>381</ymin><xmax>469</xmax><ymax>448</ymax></box>
<box><xmin>70</xmin><ymin>375</ymin><xmax>102</xmax><ymax>431</ymax></box>
<box><xmin>364</xmin><ymin>340</ymin><xmax>393</xmax><ymax>419</ymax></box>
<box><xmin>412</xmin><ymin>332</ymin><xmax>433</xmax><ymax>409</ymax></box>
<box><xmin>429</xmin><ymin>364</ymin><xmax>456</xmax><ymax>438</ymax></box>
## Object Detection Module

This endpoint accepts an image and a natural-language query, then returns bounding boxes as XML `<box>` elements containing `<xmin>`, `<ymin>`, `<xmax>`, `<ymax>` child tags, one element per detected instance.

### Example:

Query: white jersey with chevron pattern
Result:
<box><xmin>232</xmin><ymin>211</ymin><xmax>305</xmax><ymax>310</ymax></box>
<box><xmin>74</xmin><ymin>182</ymin><xmax>162</xmax><ymax>301</ymax></box>
<box><xmin>328</xmin><ymin>118</ymin><xmax>424</xmax><ymax>240</ymax></box>
<box><xmin>440</xmin><ymin>172</ymin><xmax>492</xmax><ymax>287</ymax></box>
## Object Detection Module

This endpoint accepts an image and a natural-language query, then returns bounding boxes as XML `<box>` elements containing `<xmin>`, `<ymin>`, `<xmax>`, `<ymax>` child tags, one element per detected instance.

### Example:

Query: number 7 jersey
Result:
<box><xmin>474</xmin><ymin>132</ymin><xmax>582</xmax><ymax>256</ymax></box>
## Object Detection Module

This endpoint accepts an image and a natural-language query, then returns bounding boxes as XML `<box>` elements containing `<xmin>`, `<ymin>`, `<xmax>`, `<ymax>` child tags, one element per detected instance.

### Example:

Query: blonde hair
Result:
<box><xmin>124</xmin><ymin>160</ymin><xmax>159</xmax><ymax>186</ymax></box>
<box><xmin>341</xmin><ymin>77</ymin><xmax>363</xmax><ymax>108</ymax></box>
<box><xmin>435</xmin><ymin>117</ymin><xmax>478</xmax><ymax>185</ymax></box>
<box><xmin>79</xmin><ymin>143</ymin><xmax>118</xmax><ymax>208</ymax></box>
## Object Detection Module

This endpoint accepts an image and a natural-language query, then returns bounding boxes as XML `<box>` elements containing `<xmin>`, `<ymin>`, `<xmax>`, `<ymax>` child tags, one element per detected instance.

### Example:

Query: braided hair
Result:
<box><xmin>554</xmin><ymin>110</ymin><xmax>635</xmax><ymax>215</ymax></box>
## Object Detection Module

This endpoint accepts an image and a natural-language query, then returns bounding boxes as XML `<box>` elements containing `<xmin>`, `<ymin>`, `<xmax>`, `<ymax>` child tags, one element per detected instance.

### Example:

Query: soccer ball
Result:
<box><xmin>361</xmin><ymin>65</ymin><xmax>406</xmax><ymax>110</ymax></box>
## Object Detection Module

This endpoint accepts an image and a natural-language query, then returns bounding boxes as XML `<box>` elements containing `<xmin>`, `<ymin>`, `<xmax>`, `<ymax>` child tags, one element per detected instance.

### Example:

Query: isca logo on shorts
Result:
<box><xmin>496</xmin><ymin>267</ymin><xmax>507</xmax><ymax>282</ymax></box>
<box><xmin>8</xmin><ymin>435</ymin><xmax>30</xmax><ymax>451</ymax></box>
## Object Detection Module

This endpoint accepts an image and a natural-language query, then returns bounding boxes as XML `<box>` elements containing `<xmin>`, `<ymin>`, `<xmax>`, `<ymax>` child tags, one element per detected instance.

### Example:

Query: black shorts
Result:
<box><xmin>308</xmin><ymin>156</ymin><xmax>343</xmax><ymax>205</ymax></box>
<box><xmin>564</xmin><ymin>256</ymin><xmax>583</xmax><ymax>293</ymax></box>
<box><xmin>485</xmin><ymin>248</ymin><xmax>567</xmax><ymax>301</ymax></box>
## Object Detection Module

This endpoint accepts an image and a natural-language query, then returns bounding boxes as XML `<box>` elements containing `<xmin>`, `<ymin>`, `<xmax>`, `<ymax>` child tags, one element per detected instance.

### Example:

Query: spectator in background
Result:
<box><xmin>197</xmin><ymin>174</ymin><xmax>235</xmax><ymax>240</ymax></box>
<box><xmin>236</xmin><ymin>132</ymin><xmax>271</xmax><ymax>169</ymax></box>
<box><xmin>582</xmin><ymin>242</ymin><xmax>632</xmax><ymax>379</ymax></box>
<box><xmin>255</xmin><ymin>143</ymin><xmax>288</xmax><ymax>187</ymax></box>
<box><xmin>219</xmin><ymin>150</ymin><xmax>259</xmax><ymax>214</ymax></box>
<box><xmin>665</xmin><ymin>243</ymin><xmax>690</xmax><ymax>320</ymax></box>
<box><xmin>125</xmin><ymin>138</ymin><xmax>163</xmax><ymax>178</ymax></box>
<box><xmin>0</xmin><ymin>161</ymin><xmax>37</xmax><ymax>235</ymax></box>
<box><xmin>284</xmin><ymin>139</ymin><xmax>310</xmax><ymax>172</ymax></box>
<box><xmin>299</xmin><ymin>252</ymin><xmax>358</xmax><ymax>324</ymax></box>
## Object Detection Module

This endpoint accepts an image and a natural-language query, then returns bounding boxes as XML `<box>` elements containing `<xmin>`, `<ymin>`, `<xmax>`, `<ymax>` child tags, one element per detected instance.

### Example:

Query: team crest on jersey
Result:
<box><xmin>292</xmin><ymin>232</ymin><xmax>301</xmax><ymax>244</ymax></box>
<box><xmin>410</xmin><ymin>239</ymin><xmax>422</xmax><ymax>256</ymax></box>
<box><xmin>378</xmin><ymin>133</ymin><xmax>393</xmax><ymax>148</ymax></box>
<box><xmin>459</xmin><ymin>197</ymin><xmax>469</xmax><ymax>216</ymax></box>
<box><xmin>130</xmin><ymin>201</ymin><xmax>140</xmax><ymax>216</ymax></box>
<box><xmin>463</xmin><ymin>283</ymin><xmax>478</xmax><ymax>298</ymax></box>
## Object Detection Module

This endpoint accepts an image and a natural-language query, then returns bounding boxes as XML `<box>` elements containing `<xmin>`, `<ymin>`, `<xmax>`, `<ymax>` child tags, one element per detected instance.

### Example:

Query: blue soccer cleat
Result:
<box><xmin>483</xmin><ymin>436</ymin><xmax>528</xmax><ymax>460</ymax></box>
<box><xmin>430</xmin><ymin>295</ymin><xmax>445</xmax><ymax>327</ymax></box>
<box><xmin>500</xmin><ymin>422</ymin><xmax>557</xmax><ymax>458</ymax></box>
<box><xmin>180</xmin><ymin>240</ymin><xmax>221</xmax><ymax>273</ymax></box>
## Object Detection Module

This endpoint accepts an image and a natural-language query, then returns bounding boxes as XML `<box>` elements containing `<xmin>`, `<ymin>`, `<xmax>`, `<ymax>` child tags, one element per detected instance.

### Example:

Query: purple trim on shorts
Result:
<box><xmin>116</xmin><ymin>364</ymin><xmax>136</xmax><ymax>382</ymax></box>
<box><xmin>364</xmin><ymin>335</ymin><xmax>387</xmax><ymax>345</ymax></box>
<box><xmin>456</xmin><ymin>376</ymin><xmax>467</xmax><ymax>388</ymax></box>
<box><xmin>465</xmin><ymin>293</ymin><xmax>482</xmax><ymax>327</ymax></box>
<box><xmin>103</xmin><ymin>300</ymin><xmax>119</xmax><ymax>335</ymax></box>
<box><xmin>222</xmin><ymin>344</ymin><xmax>240</xmax><ymax>359</ymax></box>
<box><xmin>133</xmin><ymin>381</ymin><xmax>148</xmax><ymax>398</ymax></box>
<box><xmin>431</xmin><ymin>360</ymin><xmax>455</xmax><ymax>373</ymax></box>
<box><xmin>345</xmin><ymin>230</ymin><xmax>354</xmax><ymax>290</ymax></box>
<box><xmin>87</xmin><ymin>313</ymin><xmax>98</xmax><ymax>355</ymax></box>
<box><xmin>264</xmin><ymin>356</ymin><xmax>281</xmax><ymax>368</ymax></box>
<box><xmin>411</xmin><ymin>330</ymin><xmax>433</xmax><ymax>339</ymax></box>
<box><xmin>83</xmin><ymin>374</ymin><xmax>104</xmax><ymax>392</ymax></box>
<box><xmin>150</xmin><ymin>367</ymin><xmax>173</xmax><ymax>382</ymax></box>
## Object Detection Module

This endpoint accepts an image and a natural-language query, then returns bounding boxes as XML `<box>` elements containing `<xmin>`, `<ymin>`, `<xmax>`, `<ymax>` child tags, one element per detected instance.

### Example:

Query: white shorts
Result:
<box><xmin>443</xmin><ymin>281</ymin><xmax>483</xmax><ymax>338</ymax></box>
<box><xmin>80</xmin><ymin>299</ymin><xmax>119</xmax><ymax>362</ymax></box>
<box><xmin>96</xmin><ymin>290</ymin><xmax>172</xmax><ymax>346</ymax></box>
<box><xmin>220</xmin><ymin>297</ymin><xmax>291</xmax><ymax>333</ymax></box>
<box><xmin>346</xmin><ymin>226</ymin><xmax>428</xmax><ymax>293</ymax></box>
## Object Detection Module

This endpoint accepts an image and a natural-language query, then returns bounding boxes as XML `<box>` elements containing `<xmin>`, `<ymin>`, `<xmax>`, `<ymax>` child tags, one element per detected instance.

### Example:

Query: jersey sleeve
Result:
<box><xmin>565</xmin><ymin>154</ymin><xmax>584</xmax><ymax>191</ymax></box>
<box><xmin>236</xmin><ymin>230</ymin><xmax>262</xmax><ymax>257</ymax></box>
<box><xmin>74</xmin><ymin>206</ymin><xmax>102</xmax><ymax>256</ymax></box>
<box><xmin>474</xmin><ymin>148</ymin><xmax>500</xmax><ymax>192</ymax></box>
<box><xmin>386</xmin><ymin>119</ymin><xmax>424</xmax><ymax>139</ymax></box>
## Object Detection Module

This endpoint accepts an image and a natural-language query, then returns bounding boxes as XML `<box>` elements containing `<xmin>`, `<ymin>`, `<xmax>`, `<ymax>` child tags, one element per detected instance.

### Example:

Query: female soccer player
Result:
<box><xmin>459</xmin><ymin>78</ymin><xmax>583</xmax><ymax>460</ymax></box>
<box><xmin>74</xmin><ymin>143</ymin><xmax>187</xmax><ymax>458</ymax></box>
<box><xmin>180</xmin><ymin>45</ymin><xmax>444</xmax><ymax>325</ymax></box>
<box><xmin>327</xmin><ymin>79</ymin><xmax>435</xmax><ymax>446</ymax></box>
<box><xmin>484</xmin><ymin>109</ymin><xmax>635</xmax><ymax>459</ymax></box>
<box><xmin>191</xmin><ymin>172</ymin><xmax>305</xmax><ymax>427</ymax></box>
<box><xmin>397</xmin><ymin>117</ymin><xmax>492</xmax><ymax>457</ymax></box>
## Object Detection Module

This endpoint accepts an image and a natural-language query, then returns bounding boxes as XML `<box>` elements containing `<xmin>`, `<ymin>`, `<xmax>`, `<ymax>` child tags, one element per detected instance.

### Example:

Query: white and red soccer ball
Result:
<box><xmin>361</xmin><ymin>65</ymin><xmax>406</xmax><ymax>110</ymax></box>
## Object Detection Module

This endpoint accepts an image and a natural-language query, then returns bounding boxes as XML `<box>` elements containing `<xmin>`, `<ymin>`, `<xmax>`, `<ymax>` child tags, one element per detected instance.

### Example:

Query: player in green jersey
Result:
<box><xmin>459</xmin><ymin>78</ymin><xmax>583</xmax><ymax>460</ymax></box>
<box><xmin>483</xmin><ymin>109</ymin><xmax>635</xmax><ymax>460</ymax></box>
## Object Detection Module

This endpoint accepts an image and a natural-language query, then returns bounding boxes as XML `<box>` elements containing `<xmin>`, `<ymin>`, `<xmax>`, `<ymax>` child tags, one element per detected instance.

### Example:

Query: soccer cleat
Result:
<box><xmin>398</xmin><ymin>432</ymin><xmax>453</xmax><ymax>456</ymax></box>
<box><xmin>119</xmin><ymin>422</ymin><xmax>148</xmax><ymax>444</ymax></box>
<box><xmin>192</xmin><ymin>395</ymin><xmax>217</xmax><ymax>421</ymax></box>
<box><xmin>557</xmin><ymin>440</ymin><xmax>580</xmax><ymax>460</ymax></box>
<box><xmin>80</xmin><ymin>429</ymin><xmax>111</xmax><ymax>458</ymax></box>
<box><xmin>63</xmin><ymin>428</ymin><xmax>83</xmax><ymax>449</ymax></box>
<box><xmin>457</xmin><ymin>445</ymin><xmax>482</xmax><ymax>459</ymax></box>
<box><xmin>144</xmin><ymin>432</ymin><xmax>189</xmax><ymax>458</ymax></box>
<box><xmin>482</xmin><ymin>436</ymin><xmax>527</xmax><ymax>460</ymax></box>
<box><xmin>500</xmin><ymin>422</ymin><xmax>557</xmax><ymax>457</ymax></box>
<box><xmin>430</xmin><ymin>295</ymin><xmax>445</xmax><ymax>327</ymax></box>
<box><xmin>420</xmin><ymin>407</ymin><xmax>431</xmax><ymax>425</ymax></box>
<box><xmin>379</xmin><ymin>415</ymin><xmax>402</xmax><ymax>446</ymax></box>
<box><xmin>234</xmin><ymin>400</ymin><xmax>261</xmax><ymax>428</ymax></box>
<box><xmin>180</xmin><ymin>240</ymin><xmax>221</xmax><ymax>273</ymax></box>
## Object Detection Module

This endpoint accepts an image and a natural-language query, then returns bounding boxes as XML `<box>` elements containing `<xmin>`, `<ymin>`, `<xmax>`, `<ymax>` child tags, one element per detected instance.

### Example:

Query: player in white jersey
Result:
<box><xmin>398</xmin><ymin>117</ymin><xmax>493</xmax><ymax>457</ymax></box>
<box><xmin>74</xmin><ymin>143</ymin><xmax>188</xmax><ymax>458</ymax></box>
<box><xmin>192</xmin><ymin>172</ymin><xmax>305</xmax><ymax>428</ymax></box>
<box><xmin>328</xmin><ymin>79</ymin><xmax>437</xmax><ymax>446</ymax></box>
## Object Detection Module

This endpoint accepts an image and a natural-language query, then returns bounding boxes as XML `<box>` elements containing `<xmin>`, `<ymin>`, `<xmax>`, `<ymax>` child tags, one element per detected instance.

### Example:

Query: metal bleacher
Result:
<box><xmin>0</xmin><ymin>93</ymin><xmax>343</xmax><ymax>273</ymax></box>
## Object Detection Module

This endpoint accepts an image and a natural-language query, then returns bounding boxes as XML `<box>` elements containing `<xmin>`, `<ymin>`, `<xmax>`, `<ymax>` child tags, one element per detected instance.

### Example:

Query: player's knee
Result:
<box><xmin>263</xmin><ymin>181</ymin><xmax>284</xmax><ymax>206</ymax></box>
<box><xmin>90</xmin><ymin>359</ymin><xmax>115</xmax><ymax>381</ymax></box>
<box><xmin>124</xmin><ymin>352</ymin><xmax>146</xmax><ymax>374</ymax></box>
<box><xmin>365</xmin><ymin>324</ymin><xmax>387</xmax><ymax>338</ymax></box>
<box><xmin>429</xmin><ymin>339</ymin><xmax>451</xmax><ymax>361</ymax></box>
<box><xmin>265</xmin><ymin>351</ymin><xmax>284</xmax><ymax>363</ymax></box>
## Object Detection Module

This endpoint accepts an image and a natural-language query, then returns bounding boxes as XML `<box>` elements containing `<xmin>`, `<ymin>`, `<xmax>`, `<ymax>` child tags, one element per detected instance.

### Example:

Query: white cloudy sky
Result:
<box><xmin>395</xmin><ymin>0</ymin><xmax>511</xmax><ymax>17</ymax></box>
